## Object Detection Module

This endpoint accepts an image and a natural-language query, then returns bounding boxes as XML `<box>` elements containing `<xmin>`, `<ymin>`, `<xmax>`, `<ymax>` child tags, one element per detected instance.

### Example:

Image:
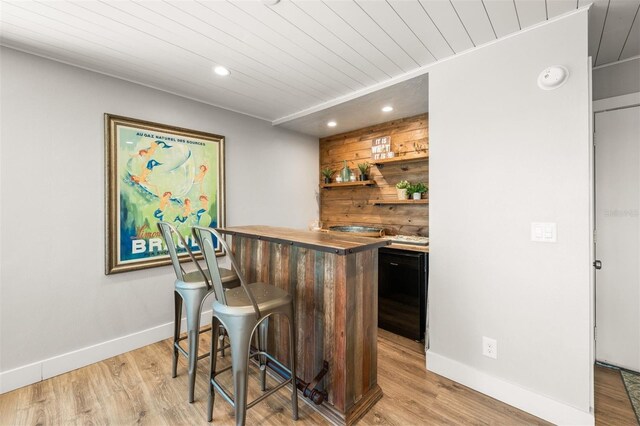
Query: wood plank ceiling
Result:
<box><xmin>1</xmin><ymin>0</ymin><xmax>638</xmax><ymax>124</ymax></box>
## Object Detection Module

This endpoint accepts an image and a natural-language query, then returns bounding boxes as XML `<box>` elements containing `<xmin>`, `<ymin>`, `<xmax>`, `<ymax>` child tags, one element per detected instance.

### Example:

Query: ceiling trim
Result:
<box><xmin>272</xmin><ymin>5</ymin><xmax>592</xmax><ymax>127</ymax></box>
<box><xmin>592</xmin><ymin>54</ymin><xmax>640</xmax><ymax>70</ymax></box>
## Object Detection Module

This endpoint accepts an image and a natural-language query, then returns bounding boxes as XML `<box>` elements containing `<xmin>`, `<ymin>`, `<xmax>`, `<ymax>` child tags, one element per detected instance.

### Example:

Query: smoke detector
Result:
<box><xmin>537</xmin><ymin>66</ymin><xmax>569</xmax><ymax>90</ymax></box>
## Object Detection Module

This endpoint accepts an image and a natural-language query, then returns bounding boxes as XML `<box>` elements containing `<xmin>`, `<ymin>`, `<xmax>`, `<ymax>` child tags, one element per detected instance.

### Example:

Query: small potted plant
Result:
<box><xmin>357</xmin><ymin>162</ymin><xmax>370</xmax><ymax>181</ymax></box>
<box><xmin>396</xmin><ymin>180</ymin><xmax>410</xmax><ymax>200</ymax></box>
<box><xmin>406</xmin><ymin>183</ymin><xmax>416</xmax><ymax>199</ymax></box>
<box><xmin>321</xmin><ymin>168</ymin><xmax>334</xmax><ymax>184</ymax></box>
<box><xmin>409</xmin><ymin>182</ymin><xmax>428</xmax><ymax>200</ymax></box>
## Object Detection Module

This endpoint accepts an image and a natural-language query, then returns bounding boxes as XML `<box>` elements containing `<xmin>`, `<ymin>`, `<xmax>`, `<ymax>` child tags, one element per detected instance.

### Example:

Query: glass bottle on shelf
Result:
<box><xmin>340</xmin><ymin>160</ymin><xmax>351</xmax><ymax>183</ymax></box>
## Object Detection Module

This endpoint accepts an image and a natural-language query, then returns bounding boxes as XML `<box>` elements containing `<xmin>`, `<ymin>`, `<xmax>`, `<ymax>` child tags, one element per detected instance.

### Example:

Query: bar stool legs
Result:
<box><xmin>206</xmin><ymin>311</ymin><xmax>298</xmax><ymax>426</ymax></box>
<box><xmin>186</xmin><ymin>295</ymin><xmax>204</xmax><ymax>404</ymax></box>
<box><xmin>230</xmin><ymin>320</ymin><xmax>253</xmax><ymax>426</ymax></box>
<box><xmin>172</xmin><ymin>291</ymin><xmax>182</xmax><ymax>379</ymax></box>
<box><xmin>287</xmin><ymin>306</ymin><xmax>299</xmax><ymax>421</ymax></box>
<box><xmin>258</xmin><ymin>318</ymin><xmax>269</xmax><ymax>392</ymax></box>
<box><xmin>175</xmin><ymin>286</ymin><xmax>209</xmax><ymax>403</ymax></box>
<box><xmin>207</xmin><ymin>317</ymin><xmax>221</xmax><ymax>423</ymax></box>
<box><xmin>173</xmin><ymin>289</ymin><xmax>230</xmax><ymax>402</ymax></box>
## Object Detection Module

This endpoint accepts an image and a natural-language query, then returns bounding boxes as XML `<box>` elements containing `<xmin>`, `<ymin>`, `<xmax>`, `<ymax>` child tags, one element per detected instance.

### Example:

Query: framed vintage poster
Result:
<box><xmin>105</xmin><ymin>114</ymin><xmax>225</xmax><ymax>274</ymax></box>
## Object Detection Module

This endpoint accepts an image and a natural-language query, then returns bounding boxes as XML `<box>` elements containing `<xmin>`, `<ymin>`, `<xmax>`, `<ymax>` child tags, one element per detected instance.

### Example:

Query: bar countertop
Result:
<box><xmin>218</xmin><ymin>225</ymin><xmax>390</xmax><ymax>255</ymax></box>
<box><xmin>388</xmin><ymin>243</ymin><xmax>429</xmax><ymax>253</ymax></box>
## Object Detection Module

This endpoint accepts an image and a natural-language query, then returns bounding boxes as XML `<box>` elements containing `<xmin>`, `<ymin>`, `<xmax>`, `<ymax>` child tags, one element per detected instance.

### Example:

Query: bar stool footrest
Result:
<box><xmin>211</xmin><ymin>376</ymin><xmax>236</xmax><ymax>408</ymax></box>
<box><xmin>210</xmin><ymin>350</ymin><xmax>295</xmax><ymax>412</ymax></box>
<box><xmin>175</xmin><ymin>342</ymin><xmax>231</xmax><ymax>360</ymax></box>
<box><xmin>174</xmin><ymin>325</ymin><xmax>212</xmax><ymax>344</ymax></box>
<box><xmin>251</xmin><ymin>350</ymin><xmax>291</xmax><ymax>376</ymax></box>
<box><xmin>246</xmin><ymin>379</ymin><xmax>292</xmax><ymax>409</ymax></box>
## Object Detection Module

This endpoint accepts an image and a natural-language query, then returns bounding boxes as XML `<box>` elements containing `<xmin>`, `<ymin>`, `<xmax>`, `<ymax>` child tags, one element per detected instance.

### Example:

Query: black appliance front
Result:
<box><xmin>378</xmin><ymin>247</ymin><xmax>428</xmax><ymax>341</ymax></box>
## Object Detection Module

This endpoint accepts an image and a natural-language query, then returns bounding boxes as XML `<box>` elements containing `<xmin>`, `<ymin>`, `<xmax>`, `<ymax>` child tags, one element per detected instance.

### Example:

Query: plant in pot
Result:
<box><xmin>409</xmin><ymin>182</ymin><xmax>428</xmax><ymax>200</ymax></box>
<box><xmin>396</xmin><ymin>180</ymin><xmax>410</xmax><ymax>200</ymax></box>
<box><xmin>357</xmin><ymin>162</ymin><xmax>370</xmax><ymax>181</ymax></box>
<box><xmin>321</xmin><ymin>168</ymin><xmax>335</xmax><ymax>184</ymax></box>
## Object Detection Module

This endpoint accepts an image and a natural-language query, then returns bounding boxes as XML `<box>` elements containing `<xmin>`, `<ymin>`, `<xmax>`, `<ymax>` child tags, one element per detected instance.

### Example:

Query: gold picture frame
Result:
<box><xmin>105</xmin><ymin>114</ymin><xmax>225</xmax><ymax>274</ymax></box>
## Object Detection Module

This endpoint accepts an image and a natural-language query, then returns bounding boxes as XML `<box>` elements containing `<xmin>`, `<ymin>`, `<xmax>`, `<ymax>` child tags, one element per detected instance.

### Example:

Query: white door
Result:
<box><xmin>595</xmin><ymin>105</ymin><xmax>640</xmax><ymax>372</ymax></box>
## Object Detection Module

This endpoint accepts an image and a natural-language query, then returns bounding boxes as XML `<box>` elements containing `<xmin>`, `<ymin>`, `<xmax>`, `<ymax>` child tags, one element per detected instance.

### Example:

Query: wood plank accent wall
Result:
<box><xmin>231</xmin><ymin>236</ymin><xmax>382</xmax><ymax>425</ymax></box>
<box><xmin>320</xmin><ymin>114</ymin><xmax>429</xmax><ymax>237</ymax></box>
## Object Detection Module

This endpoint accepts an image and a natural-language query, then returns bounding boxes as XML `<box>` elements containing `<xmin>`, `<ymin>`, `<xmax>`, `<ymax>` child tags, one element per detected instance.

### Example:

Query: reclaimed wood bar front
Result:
<box><xmin>218</xmin><ymin>225</ymin><xmax>389</xmax><ymax>425</ymax></box>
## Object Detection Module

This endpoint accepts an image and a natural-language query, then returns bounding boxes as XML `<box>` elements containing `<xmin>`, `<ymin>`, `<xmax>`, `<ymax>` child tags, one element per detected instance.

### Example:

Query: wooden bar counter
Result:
<box><xmin>218</xmin><ymin>225</ymin><xmax>389</xmax><ymax>425</ymax></box>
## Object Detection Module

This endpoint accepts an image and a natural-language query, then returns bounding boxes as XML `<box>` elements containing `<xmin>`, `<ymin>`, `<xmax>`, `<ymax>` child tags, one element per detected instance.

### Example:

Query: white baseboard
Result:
<box><xmin>0</xmin><ymin>310</ymin><xmax>213</xmax><ymax>395</ymax></box>
<box><xmin>426</xmin><ymin>351</ymin><xmax>595</xmax><ymax>426</ymax></box>
<box><xmin>0</xmin><ymin>362</ymin><xmax>41</xmax><ymax>396</ymax></box>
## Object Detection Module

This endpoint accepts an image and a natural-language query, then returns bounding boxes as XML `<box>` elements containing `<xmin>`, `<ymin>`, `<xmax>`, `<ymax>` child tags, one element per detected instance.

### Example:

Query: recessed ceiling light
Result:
<box><xmin>213</xmin><ymin>66</ymin><xmax>230</xmax><ymax>76</ymax></box>
<box><xmin>382</xmin><ymin>106</ymin><xmax>393</xmax><ymax>112</ymax></box>
<box><xmin>327</xmin><ymin>121</ymin><xmax>337</xmax><ymax>127</ymax></box>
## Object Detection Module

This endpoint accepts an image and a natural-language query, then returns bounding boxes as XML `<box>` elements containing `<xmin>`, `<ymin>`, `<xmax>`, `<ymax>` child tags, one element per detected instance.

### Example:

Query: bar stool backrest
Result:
<box><xmin>157</xmin><ymin>221</ymin><xmax>209</xmax><ymax>290</ymax></box>
<box><xmin>192</xmin><ymin>226</ymin><xmax>262</xmax><ymax>319</ymax></box>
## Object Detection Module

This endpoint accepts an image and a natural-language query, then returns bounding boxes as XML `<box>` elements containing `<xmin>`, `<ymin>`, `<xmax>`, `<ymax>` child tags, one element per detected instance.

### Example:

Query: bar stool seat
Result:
<box><xmin>176</xmin><ymin>269</ymin><xmax>235</xmax><ymax>290</ymax></box>
<box><xmin>220</xmin><ymin>282</ymin><xmax>291</xmax><ymax>312</ymax></box>
<box><xmin>193</xmin><ymin>226</ymin><xmax>298</xmax><ymax>426</ymax></box>
<box><xmin>157</xmin><ymin>221</ymin><xmax>239</xmax><ymax>404</ymax></box>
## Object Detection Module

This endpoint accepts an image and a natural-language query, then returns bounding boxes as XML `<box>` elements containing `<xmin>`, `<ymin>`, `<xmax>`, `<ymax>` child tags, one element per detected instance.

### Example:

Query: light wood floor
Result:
<box><xmin>0</xmin><ymin>332</ymin><xmax>636</xmax><ymax>425</ymax></box>
<box><xmin>594</xmin><ymin>364</ymin><xmax>638</xmax><ymax>426</ymax></box>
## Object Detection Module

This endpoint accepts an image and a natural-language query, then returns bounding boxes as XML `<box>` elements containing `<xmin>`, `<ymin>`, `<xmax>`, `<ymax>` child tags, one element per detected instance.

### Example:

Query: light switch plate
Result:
<box><xmin>531</xmin><ymin>222</ymin><xmax>557</xmax><ymax>242</ymax></box>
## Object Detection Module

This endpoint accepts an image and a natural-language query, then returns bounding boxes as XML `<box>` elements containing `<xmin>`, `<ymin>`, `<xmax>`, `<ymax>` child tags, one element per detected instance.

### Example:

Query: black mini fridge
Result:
<box><xmin>378</xmin><ymin>247</ymin><xmax>428</xmax><ymax>341</ymax></box>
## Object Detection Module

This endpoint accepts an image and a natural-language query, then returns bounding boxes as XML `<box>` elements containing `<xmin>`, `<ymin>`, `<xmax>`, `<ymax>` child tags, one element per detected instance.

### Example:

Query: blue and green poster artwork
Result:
<box><xmin>107</xmin><ymin>115</ymin><xmax>224</xmax><ymax>274</ymax></box>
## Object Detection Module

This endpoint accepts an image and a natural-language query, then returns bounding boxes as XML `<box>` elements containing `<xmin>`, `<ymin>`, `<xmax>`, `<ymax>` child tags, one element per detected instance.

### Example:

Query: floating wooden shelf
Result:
<box><xmin>321</xmin><ymin>180</ymin><xmax>375</xmax><ymax>189</ymax></box>
<box><xmin>371</xmin><ymin>199</ymin><xmax>429</xmax><ymax>205</ymax></box>
<box><xmin>374</xmin><ymin>153</ymin><xmax>428</xmax><ymax>167</ymax></box>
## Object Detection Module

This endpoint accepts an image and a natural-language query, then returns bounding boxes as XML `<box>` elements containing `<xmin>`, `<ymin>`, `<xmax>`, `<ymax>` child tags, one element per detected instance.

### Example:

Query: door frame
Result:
<box><xmin>588</xmin><ymin>62</ymin><xmax>594</xmax><ymax>411</ymax></box>
<box><xmin>592</xmin><ymin>91</ymin><xmax>640</xmax><ymax>381</ymax></box>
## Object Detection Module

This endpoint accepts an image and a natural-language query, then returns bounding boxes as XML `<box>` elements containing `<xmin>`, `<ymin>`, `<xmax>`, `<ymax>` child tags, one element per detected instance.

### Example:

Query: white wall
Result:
<box><xmin>427</xmin><ymin>10</ymin><xmax>593</xmax><ymax>425</ymax></box>
<box><xmin>592</xmin><ymin>57</ymin><xmax>640</xmax><ymax>101</ymax></box>
<box><xmin>0</xmin><ymin>47</ymin><xmax>318</xmax><ymax>390</ymax></box>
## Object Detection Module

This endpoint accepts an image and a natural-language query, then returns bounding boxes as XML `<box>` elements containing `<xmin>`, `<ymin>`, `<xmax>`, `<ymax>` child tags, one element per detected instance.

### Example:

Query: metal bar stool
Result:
<box><xmin>192</xmin><ymin>226</ymin><xmax>298</xmax><ymax>426</ymax></box>
<box><xmin>157</xmin><ymin>221</ymin><xmax>239</xmax><ymax>403</ymax></box>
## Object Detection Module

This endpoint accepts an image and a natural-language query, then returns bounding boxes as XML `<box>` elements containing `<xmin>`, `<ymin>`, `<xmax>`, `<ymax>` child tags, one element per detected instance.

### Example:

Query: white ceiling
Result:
<box><xmin>1</xmin><ymin>0</ymin><xmax>638</xmax><ymax>136</ymax></box>
<box><xmin>278</xmin><ymin>72</ymin><xmax>428</xmax><ymax>137</ymax></box>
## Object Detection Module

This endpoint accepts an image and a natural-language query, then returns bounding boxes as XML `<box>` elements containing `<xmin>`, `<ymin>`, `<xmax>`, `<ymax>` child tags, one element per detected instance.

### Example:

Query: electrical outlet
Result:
<box><xmin>482</xmin><ymin>336</ymin><xmax>498</xmax><ymax>359</ymax></box>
